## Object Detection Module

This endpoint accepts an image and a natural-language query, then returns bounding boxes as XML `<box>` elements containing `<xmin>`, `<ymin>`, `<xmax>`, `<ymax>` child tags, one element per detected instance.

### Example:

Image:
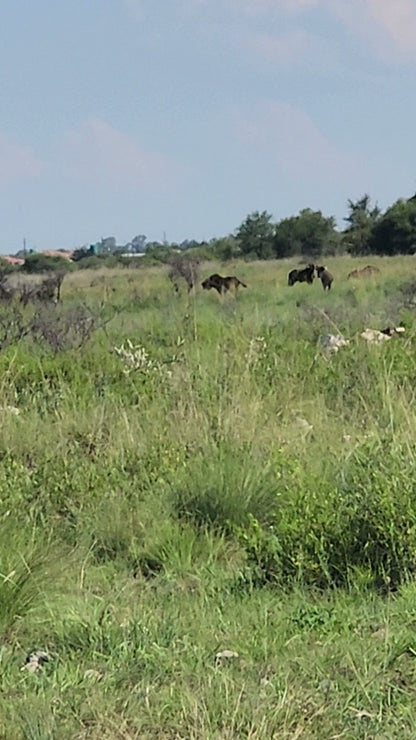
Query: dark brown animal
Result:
<box><xmin>201</xmin><ymin>274</ymin><xmax>247</xmax><ymax>295</ymax></box>
<box><xmin>288</xmin><ymin>264</ymin><xmax>315</xmax><ymax>286</ymax></box>
<box><xmin>316</xmin><ymin>266</ymin><xmax>333</xmax><ymax>291</ymax></box>
<box><xmin>347</xmin><ymin>265</ymin><xmax>380</xmax><ymax>280</ymax></box>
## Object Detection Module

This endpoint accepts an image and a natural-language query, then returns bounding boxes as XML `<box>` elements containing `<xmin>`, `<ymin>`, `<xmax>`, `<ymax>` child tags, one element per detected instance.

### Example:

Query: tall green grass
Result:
<box><xmin>1</xmin><ymin>256</ymin><xmax>416</xmax><ymax>736</ymax></box>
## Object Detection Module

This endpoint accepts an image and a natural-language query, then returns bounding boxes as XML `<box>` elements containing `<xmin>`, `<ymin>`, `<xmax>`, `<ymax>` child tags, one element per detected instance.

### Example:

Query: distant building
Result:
<box><xmin>40</xmin><ymin>250</ymin><xmax>74</xmax><ymax>260</ymax></box>
<box><xmin>1</xmin><ymin>255</ymin><xmax>24</xmax><ymax>266</ymax></box>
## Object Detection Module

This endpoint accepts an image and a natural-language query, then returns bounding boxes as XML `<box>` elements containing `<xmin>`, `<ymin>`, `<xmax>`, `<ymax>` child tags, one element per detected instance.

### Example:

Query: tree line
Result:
<box><xmin>8</xmin><ymin>192</ymin><xmax>416</xmax><ymax>275</ymax></box>
<box><xmin>230</xmin><ymin>193</ymin><xmax>416</xmax><ymax>260</ymax></box>
<box><xmin>144</xmin><ymin>192</ymin><xmax>416</xmax><ymax>261</ymax></box>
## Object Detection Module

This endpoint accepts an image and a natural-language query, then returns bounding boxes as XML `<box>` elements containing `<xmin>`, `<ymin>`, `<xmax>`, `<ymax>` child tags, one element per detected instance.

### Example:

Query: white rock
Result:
<box><xmin>215</xmin><ymin>650</ymin><xmax>239</xmax><ymax>664</ymax></box>
<box><xmin>320</xmin><ymin>334</ymin><xmax>349</xmax><ymax>354</ymax></box>
<box><xmin>1</xmin><ymin>406</ymin><xmax>20</xmax><ymax>415</ymax></box>
<box><xmin>361</xmin><ymin>329</ymin><xmax>391</xmax><ymax>343</ymax></box>
<box><xmin>84</xmin><ymin>669</ymin><xmax>103</xmax><ymax>681</ymax></box>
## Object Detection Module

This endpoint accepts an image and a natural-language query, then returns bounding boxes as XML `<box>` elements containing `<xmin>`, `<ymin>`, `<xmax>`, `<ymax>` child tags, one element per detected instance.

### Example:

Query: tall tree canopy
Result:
<box><xmin>235</xmin><ymin>211</ymin><xmax>275</xmax><ymax>259</ymax></box>
<box><xmin>342</xmin><ymin>194</ymin><xmax>380</xmax><ymax>255</ymax></box>
<box><xmin>274</xmin><ymin>209</ymin><xmax>339</xmax><ymax>258</ymax></box>
<box><xmin>369</xmin><ymin>198</ymin><xmax>416</xmax><ymax>255</ymax></box>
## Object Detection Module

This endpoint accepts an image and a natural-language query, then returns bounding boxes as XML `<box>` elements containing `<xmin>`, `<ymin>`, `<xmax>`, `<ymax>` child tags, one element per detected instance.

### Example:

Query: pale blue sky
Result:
<box><xmin>1</xmin><ymin>0</ymin><xmax>416</xmax><ymax>252</ymax></box>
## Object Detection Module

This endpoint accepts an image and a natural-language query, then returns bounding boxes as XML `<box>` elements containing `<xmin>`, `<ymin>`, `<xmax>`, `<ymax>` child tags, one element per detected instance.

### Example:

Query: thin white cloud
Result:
<box><xmin>234</xmin><ymin>101</ymin><xmax>357</xmax><ymax>185</ymax></box>
<box><xmin>231</xmin><ymin>0</ymin><xmax>416</xmax><ymax>61</ymax></box>
<box><xmin>123</xmin><ymin>0</ymin><xmax>416</xmax><ymax>60</ymax></box>
<box><xmin>0</xmin><ymin>131</ymin><xmax>44</xmax><ymax>186</ymax></box>
<box><xmin>234</xmin><ymin>0</ymin><xmax>319</xmax><ymax>13</ymax></box>
<box><xmin>61</xmin><ymin>118</ymin><xmax>180</xmax><ymax>190</ymax></box>
<box><xmin>346</xmin><ymin>0</ymin><xmax>416</xmax><ymax>59</ymax></box>
<box><xmin>246</xmin><ymin>29</ymin><xmax>313</xmax><ymax>65</ymax></box>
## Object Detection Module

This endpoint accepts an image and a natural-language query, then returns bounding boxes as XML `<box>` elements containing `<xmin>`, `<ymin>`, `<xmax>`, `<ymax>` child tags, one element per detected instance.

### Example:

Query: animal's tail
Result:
<box><xmin>240</xmin><ymin>281</ymin><xmax>247</xmax><ymax>288</ymax></box>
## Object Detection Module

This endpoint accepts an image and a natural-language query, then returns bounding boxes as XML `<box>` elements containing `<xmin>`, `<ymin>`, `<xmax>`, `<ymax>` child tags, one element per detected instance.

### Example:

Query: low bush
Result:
<box><xmin>22</xmin><ymin>253</ymin><xmax>73</xmax><ymax>273</ymax></box>
<box><xmin>234</xmin><ymin>439</ymin><xmax>416</xmax><ymax>590</ymax></box>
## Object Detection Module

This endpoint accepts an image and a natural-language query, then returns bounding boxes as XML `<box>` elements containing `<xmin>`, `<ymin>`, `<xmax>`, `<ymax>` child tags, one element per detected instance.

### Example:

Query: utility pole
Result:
<box><xmin>23</xmin><ymin>237</ymin><xmax>27</xmax><ymax>256</ymax></box>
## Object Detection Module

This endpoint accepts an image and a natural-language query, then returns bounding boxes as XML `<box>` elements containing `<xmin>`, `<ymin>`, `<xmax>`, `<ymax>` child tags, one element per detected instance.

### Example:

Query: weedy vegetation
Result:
<box><xmin>3</xmin><ymin>256</ymin><xmax>416</xmax><ymax>737</ymax></box>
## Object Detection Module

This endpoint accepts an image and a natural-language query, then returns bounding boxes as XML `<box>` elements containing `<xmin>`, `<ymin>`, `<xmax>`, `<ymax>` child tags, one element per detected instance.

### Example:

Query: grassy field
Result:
<box><xmin>2</xmin><ymin>255</ymin><xmax>416</xmax><ymax>738</ymax></box>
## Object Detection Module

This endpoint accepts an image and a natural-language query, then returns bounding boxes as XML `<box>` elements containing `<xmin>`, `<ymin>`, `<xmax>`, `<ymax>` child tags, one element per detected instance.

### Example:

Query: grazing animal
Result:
<box><xmin>316</xmin><ymin>266</ymin><xmax>333</xmax><ymax>291</ymax></box>
<box><xmin>168</xmin><ymin>257</ymin><xmax>199</xmax><ymax>293</ymax></box>
<box><xmin>201</xmin><ymin>274</ymin><xmax>247</xmax><ymax>295</ymax></box>
<box><xmin>287</xmin><ymin>264</ymin><xmax>315</xmax><ymax>286</ymax></box>
<box><xmin>347</xmin><ymin>265</ymin><xmax>380</xmax><ymax>280</ymax></box>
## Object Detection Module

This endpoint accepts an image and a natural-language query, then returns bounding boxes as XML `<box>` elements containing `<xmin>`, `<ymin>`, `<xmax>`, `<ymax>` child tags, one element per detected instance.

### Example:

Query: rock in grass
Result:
<box><xmin>361</xmin><ymin>326</ymin><xmax>405</xmax><ymax>343</ymax></box>
<box><xmin>84</xmin><ymin>668</ymin><xmax>103</xmax><ymax>681</ymax></box>
<box><xmin>21</xmin><ymin>650</ymin><xmax>51</xmax><ymax>673</ymax></box>
<box><xmin>320</xmin><ymin>334</ymin><xmax>349</xmax><ymax>354</ymax></box>
<box><xmin>215</xmin><ymin>650</ymin><xmax>239</xmax><ymax>666</ymax></box>
<box><xmin>293</xmin><ymin>417</ymin><xmax>313</xmax><ymax>434</ymax></box>
<box><xmin>361</xmin><ymin>328</ymin><xmax>391</xmax><ymax>343</ymax></box>
<box><xmin>1</xmin><ymin>405</ymin><xmax>20</xmax><ymax>416</ymax></box>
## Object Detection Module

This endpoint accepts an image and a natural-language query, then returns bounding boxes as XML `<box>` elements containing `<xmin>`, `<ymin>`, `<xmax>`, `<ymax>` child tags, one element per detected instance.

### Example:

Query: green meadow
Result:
<box><xmin>3</xmin><ymin>256</ymin><xmax>416</xmax><ymax>738</ymax></box>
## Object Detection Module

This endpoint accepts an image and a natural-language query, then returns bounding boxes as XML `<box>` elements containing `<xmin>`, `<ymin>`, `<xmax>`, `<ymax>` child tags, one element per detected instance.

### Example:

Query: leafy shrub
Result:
<box><xmin>22</xmin><ymin>254</ymin><xmax>72</xmax><ymax>273</ymax></box>
<box><xmin>211</xmin><ymin>236</ymin><xmax>241</xmax><ymax>260</ymax></box>
<box><xmin>0</xmin><ymin>305</ymin><xmax>31</xmax><ymax>349</ymax></box>
<box><xmin>73</xmin><ymin>254</ymin><xmax>122</xmax><ymax>269</ymax></box>
<box><xmin>234</xmin><ymin>439</ymin><xmax>416</xmax><ymax>590</ymax></box>
<box><xmin>30</xmin><ymin>304</ymin><xmax>98</xmax><ymax>352</ymax></box>
<box><xmin>0</xmin><ymin>301</ymin><xmax>99</xmax><ymax>354</ymax></box>
<box><xmin>0</xmin><ymin>258</ymin><xmax>17</xmax><ymax>276</ymax></box>
<box><xmin>19</xmin><ymin>271</ymin><xmax>66</xmax><ymax>305</ymax></box>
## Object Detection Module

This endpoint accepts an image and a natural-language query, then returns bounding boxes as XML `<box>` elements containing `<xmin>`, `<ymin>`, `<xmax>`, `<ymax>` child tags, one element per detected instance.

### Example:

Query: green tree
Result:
<box><xmin>236</xmin><ymin>211</ymin><xmax>275</xmax><ymax>259</ymax></box>
<box><xmin>98</xmin><ymin>236</ymin><xmax>117</xmax><ymax>254</ymax></box>
<box><xmin>22</xmin><ymin>254</ymin><xmax>72</xmax><ymax>273</ymax></box>
<box><xmin>342</xmin><ymin>194</ymin><xmax>380</xmax><ymax>255</ymax></box>
<box><xmin>369</xmin><ymin>197</ymin><xmax>416</xmax><ymax>255</ymax></box>
<box><xmin>130</xmin><ymin>234</ymin><xmax>147</xmax><ymax>253</ymax></box>
<box><xmin>210</xmin><ymin>236</ymin><xmax>241</xmax><ymax>260</ymax></box>
<box><xmin>0</xmin><ymin>258</ymin><xmax>17</xmax><ymax>277</ymax></box>
<box><xmin>274</xmin><ymin>208</ymin><xmax>339</xmax><ymax>259</ymax></box>
<box><xmin>72</xmin><ymin>246</ymin><xmax>92</xmax><ymax>262</ymax></box>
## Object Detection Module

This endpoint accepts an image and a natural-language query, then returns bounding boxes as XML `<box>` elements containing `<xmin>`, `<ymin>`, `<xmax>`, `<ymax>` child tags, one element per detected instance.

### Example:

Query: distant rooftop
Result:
<box><xmin>1</xmin><ymin>255</ymin><xmax>24</xmax><ymax>265</ymax></box>
<box><xmin>40</xmin><ymin>250</ymin><xmax>74</xmax><ymax>260</ymax></box>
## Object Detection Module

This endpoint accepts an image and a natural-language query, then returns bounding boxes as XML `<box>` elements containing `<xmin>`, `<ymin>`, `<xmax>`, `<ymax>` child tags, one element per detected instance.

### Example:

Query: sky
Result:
<box><xmin>1</xmin><ymin>0</ymin><xmax>416</xmax><ymax>253</ymax></box>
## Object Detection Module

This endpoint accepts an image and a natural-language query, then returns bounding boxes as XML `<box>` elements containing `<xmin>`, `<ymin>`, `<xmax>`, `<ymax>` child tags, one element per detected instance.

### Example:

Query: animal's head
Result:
<box><xmin>201</xmin><ymin>278</ymin><xmax>211</xmax><ymax>290</ymax></box>
<box><xmin>305</xmin><ymin>264</ymin><xmax>315</xmax><ymax>282</ymax></box>
<box><xmin>316</xmin><ymin>266</ymin><xmax>325</xmax><ymax>277</ymax></box>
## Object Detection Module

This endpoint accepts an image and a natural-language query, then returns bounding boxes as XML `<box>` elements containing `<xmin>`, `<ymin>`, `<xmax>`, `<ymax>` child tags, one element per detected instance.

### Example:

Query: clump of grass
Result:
<box><xmin>0</xmin><ymin>520</ymin><xmax>64</xmax><ymax>638</ymax></box>
<box><xmin>169</xmin><ymin>442</ymin><xmax>280</xmax><ymax>530</ymax></box>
